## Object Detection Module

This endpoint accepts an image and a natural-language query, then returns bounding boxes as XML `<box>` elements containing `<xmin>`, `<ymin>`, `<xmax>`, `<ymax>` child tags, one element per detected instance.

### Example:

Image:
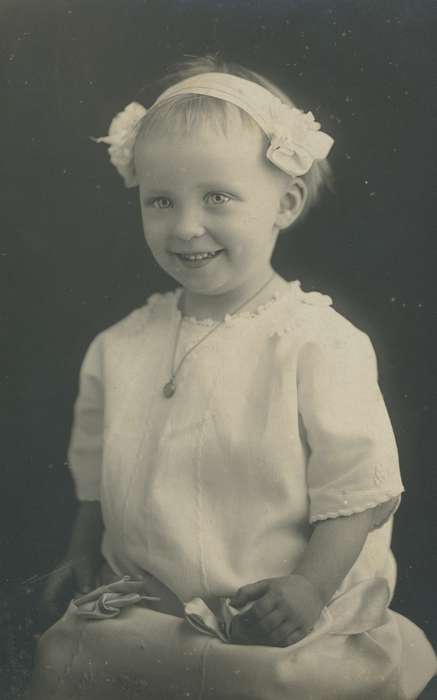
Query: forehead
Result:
<box><xmin>134</xmin><ymin>126</ymin><xmax>275</xmax><ymax>187</ymax></box>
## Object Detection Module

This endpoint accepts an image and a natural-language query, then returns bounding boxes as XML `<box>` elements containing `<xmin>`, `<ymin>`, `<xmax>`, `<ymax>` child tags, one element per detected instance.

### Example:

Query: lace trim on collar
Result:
<box><xmin>145</xmin><ymin>281</ymin><xmax>332</xmax><ymax>328</ymax></box>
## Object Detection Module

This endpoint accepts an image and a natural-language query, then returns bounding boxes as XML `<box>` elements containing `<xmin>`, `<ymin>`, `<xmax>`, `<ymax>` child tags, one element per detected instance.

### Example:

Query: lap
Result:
<box><xmin>35</xmin><ymin>601</ymin><xmax>435</xmax><ymax>700</ymax></box>
<box><xmin>38</xmin><ymin>603</ymin><xmax>208</xmax><ymax>700</ymax></box>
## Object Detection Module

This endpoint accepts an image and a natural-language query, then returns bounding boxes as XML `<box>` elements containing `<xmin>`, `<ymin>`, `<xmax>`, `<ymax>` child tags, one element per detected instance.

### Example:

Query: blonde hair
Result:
<box><xmin>134</xmin><ymin>55</ymin><xmax>334</xmax><ymax>217</ymax></box>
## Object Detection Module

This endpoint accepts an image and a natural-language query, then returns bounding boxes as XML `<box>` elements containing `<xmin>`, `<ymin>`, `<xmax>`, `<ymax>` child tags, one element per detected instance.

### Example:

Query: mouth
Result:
<box><xmin>173</xmin><ymin>250</ymin><xmax>223</xmax><ymax>262</ymax></box>
<box><xmin>171</xmin><ymin>250</ymin><xmax>224</xmax><ymax>268</ymax></box>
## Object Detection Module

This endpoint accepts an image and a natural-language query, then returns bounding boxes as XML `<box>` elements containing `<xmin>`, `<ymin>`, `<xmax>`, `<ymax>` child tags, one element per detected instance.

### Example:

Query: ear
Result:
<box><xmin>274</xmin><ymin>178</ymin><xmax>308</xmax><ymax>232</ymax></box>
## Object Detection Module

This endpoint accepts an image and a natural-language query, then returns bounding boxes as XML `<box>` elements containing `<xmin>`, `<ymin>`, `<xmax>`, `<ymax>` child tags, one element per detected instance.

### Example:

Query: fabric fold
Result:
<box><xmin>72</xmin><ymin>590</ymin><xmax>160</xmax><ymax>620</ymax></box>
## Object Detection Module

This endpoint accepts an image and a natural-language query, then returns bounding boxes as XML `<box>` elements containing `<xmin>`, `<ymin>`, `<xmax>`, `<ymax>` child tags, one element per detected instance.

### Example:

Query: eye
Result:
<box><xmin>206</xmin><ymin>192</ymin><xmax>231</xmax><ymax>205</ymax></box>
<box><xmin>149</xmin><ymin>197</ymin><xmax>173</xmax><ymax>209</ymax></box>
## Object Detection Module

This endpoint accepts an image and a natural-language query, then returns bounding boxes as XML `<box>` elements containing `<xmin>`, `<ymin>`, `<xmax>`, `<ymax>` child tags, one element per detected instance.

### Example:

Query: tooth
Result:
<box><xmin>179</xmin><ymin>251</ymin><xmax>218</xmax><ymax>261</ymax></box>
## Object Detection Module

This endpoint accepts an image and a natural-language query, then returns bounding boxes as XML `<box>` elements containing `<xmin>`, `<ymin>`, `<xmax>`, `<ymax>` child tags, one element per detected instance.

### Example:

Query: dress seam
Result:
<box><xmin>193</xmin><ymin>362</ymin><xmax>223</xmax><ymax>598</ymax></box>
<box><xmin>195</xmin><ymin>411</ymin><xmax>209</xmax><ymax>596</ymax></box>
<box><xmin>120</xmin><ymin>309</ymin><xmax>177</xmax><ymax>559</ymax></box>
<box><xmin>197</xmin><ymin>637</ymin><xmax>212</xmax><ymax>700</ymax></box>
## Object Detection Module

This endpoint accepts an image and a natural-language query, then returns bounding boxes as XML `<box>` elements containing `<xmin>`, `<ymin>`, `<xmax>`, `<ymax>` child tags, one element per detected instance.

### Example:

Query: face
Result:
<box><xmin>134</xmin><ymin>124</ymin><xmax>294</xmax><ymax>304</ymax></box>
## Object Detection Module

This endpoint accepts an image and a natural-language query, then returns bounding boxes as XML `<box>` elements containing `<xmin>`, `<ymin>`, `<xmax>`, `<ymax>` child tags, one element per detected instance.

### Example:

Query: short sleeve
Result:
<box><xmin>67</xmin><ymin>334</ymin><xmax>104</xmax><ymax>501</ymax></box>
<box><xmin>297</xmin><ymin>311</ymin><xmax>404</xmax><ymax>530</ymax></box>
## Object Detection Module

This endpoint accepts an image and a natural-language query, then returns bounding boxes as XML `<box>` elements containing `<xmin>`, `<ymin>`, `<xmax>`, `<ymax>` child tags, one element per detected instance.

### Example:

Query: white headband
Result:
<box><xmin>92</xmin><ymin>72</ymin><xmax>334</xmax><ymax>187</ymax></box>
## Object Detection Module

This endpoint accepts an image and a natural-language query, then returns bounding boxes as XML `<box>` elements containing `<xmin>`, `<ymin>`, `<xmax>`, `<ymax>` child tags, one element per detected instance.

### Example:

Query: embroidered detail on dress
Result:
<box><xmin>136</xmin><ymin>282</ymin><xmax>333</xmax><ymax>338</ymax></box>
<box><xmin>373</xmin><ymin>464</ymin><xmax>386</xmax><ymax>486</ymax></box>
<box><xmin>332</xmin><ymin>337</ymin><xmax>348</xmax><ymax>350</ymax></box>
<box><xmin>268</xmin><ymin>286</ymin><xmax>333</xmax><ymax>339</ymax></box>
<box><xmin>300</xmin><ymin>290</ymin><xmax>333</xmax><ymax>307</ymax></box>
<box><xmin>178</xmin><ymin>281</ymin><xmax>302</xmax><ymax>327</ymax></box>
<box><xmin>311</xmin><ymin>492</ymin><xmax>403</xmax><ymax>529</ymax></box>
<box><xmin>269</xmin><ymin>318</ymin><xmax>295</xmax><ymax>338</ymax></box>
<box><xmin>182</xmin><ymin>315</ymin><xmax>218</xmax><ymax>328</ymax></box>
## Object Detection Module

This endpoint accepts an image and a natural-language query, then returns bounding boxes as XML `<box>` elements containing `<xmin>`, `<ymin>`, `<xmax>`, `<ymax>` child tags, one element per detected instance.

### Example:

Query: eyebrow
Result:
<box><xmin>142</xmin><ymin>183</ymin><xmax>244</xmax><ymax>195</ymax></box>
<box><xmin>141</xmin><ymin>187</ymin><xmax>174</xmax><ymax>196</ymax></box>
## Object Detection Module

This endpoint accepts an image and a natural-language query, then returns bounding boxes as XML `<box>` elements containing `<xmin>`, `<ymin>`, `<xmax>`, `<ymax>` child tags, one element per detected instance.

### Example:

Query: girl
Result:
<box><xmin>30</xmin><ymin>56</ymin><xmax>435</xmax><ymax>699</ymax></box>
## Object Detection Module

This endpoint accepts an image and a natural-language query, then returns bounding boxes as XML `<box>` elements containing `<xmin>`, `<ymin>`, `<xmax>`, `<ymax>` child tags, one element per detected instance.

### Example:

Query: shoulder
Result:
<box><xmin>286</xmin><ymin>284</ymin><xmax>377</xmax><ymax>380</ymax></box>
<box><xmin>95</xmin><ymin>289</ymin><xmax>179</xmax><ymax>345</ymax></box>
<box><xmin>82</xmin><ymin>290</ymin><xmax>179</xmax><ymax>370</ymax></box>
<box><xmin>275</xmin><ymin>282</ymin><xmax>376</xmax><ymax>368</ymax></box>
<box><xmin>277</xmin><ymin>282</ymin><xmax>369</xmax><ymax>342</ymax></box>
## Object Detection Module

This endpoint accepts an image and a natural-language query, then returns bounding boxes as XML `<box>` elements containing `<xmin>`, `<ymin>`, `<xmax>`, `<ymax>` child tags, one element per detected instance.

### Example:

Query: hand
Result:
<box><xmin>229</xmin><ymin>574</ymin><xmax>325</xmax><ymax>647</ymax></box>
<box><xmin>40</xmin><ymin>551</ymin><xmax>100</xmax><ymax>626</ymax></box>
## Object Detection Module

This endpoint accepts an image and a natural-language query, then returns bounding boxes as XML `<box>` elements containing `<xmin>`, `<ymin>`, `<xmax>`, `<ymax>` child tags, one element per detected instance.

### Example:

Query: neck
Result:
<box><xmin>180</xmin><ymin>269</ymin><xmax>287</xmax><ymax>322</ymax></box>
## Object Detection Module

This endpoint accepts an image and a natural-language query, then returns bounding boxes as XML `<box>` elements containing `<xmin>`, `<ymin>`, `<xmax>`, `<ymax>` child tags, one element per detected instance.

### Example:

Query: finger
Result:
<box><xmin>75</xmin><ymin>568</ymin><xmax>95</xmax><ymax>595</ymax></box>
<box><xmin>271</xmin><ymin>623</ymin><xmax>305</xmax><ymax>647</ymax></box>
<box><xmin>229</xmin><ymin>616</ymin><xmax>247</xmax><ymax>644</ymax></box>
<box><xmin>230</xmin><ymin>580</ymin><xmax>270</xmax><ymax>609</ymax></box>
<box><xmin>284</xmin><ymin>628</ymin><xmax>307</xmax><ymax>646</ymax></box>
<box><xmin>240</xmin><ymin>592</ymin><xmax>276</xmax><ymax>626</ymax></box>
<box><xmin>230</xmin><ymin>617</ymin><xmax>264</xmax><ymax>645</ymax></box>
<box><xmin>41</xmin><ymin>568</ymin><xmax>73</xmax><ymax>609</ymax></box>
<box><xmin>252</xmin><ymin>609</ymin><xmax>285</xmax><ymax>634</ymax></box>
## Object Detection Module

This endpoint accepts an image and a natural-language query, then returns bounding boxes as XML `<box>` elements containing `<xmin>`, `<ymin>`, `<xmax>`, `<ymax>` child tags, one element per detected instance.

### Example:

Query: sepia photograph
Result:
<box><xmin>3</xmin><ymin>1</ymin><xmax>436</xmax><ymax>697</ymax></box>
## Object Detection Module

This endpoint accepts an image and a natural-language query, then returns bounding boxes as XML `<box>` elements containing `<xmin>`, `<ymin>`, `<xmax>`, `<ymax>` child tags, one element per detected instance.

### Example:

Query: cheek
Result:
<box><xmin>141</xmin><ymin>217</ymin><xmax>166</xmax><ymax>247</ymax></box>
<box><xmin>236</xmin><ymin>211</ymin><xmax>259</xmax><ymax>227</ymax></box>
<box><xmin>142</xmin><ymin>231</ymin><xmax>165</xmax><ymax>261</ymax></box>
<box><xmin>237</xmin><ymin>203</ymin><xmax>277</xmax><ymax>230</ymax></box>
<box><xmin>232</xmin><ymin>242</ymin><xmax>245</xmax><ymax>256</ymax></box>
<box><xmin>146</xmin><ymin>239</ymin><xmax>166</xmax><ymax>260</ymax></box>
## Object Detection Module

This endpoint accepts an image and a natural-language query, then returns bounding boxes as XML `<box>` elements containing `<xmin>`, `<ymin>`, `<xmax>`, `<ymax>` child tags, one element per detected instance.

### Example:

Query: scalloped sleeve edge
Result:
<box><xmin>310</xmin><ymin>492</ymin><xmax>403</xmax><ymax>531</ymax></box>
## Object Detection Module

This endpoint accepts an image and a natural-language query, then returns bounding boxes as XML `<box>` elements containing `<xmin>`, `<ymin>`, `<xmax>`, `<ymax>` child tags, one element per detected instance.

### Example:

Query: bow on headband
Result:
<box><xmin>92</xmin><ymin>73</ymin><xmax>334</xmax><ymax>187</ymax></box>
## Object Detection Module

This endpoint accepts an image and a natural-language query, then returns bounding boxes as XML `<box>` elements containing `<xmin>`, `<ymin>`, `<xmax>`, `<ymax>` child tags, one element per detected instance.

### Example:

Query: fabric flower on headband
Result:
<box><xmin>91</xmin><ymin>102</ymin><xmax>147</xmax><ymax>187</ymax></box>
<box><xmin>265</xmin><ymin>99</ymin><xmax>332</xmax><ymax>177</ymax></box>
<box><xmin>92</xmin><ymin>74</ymin><xmax>333</xmax><ymax>186</ymax></box>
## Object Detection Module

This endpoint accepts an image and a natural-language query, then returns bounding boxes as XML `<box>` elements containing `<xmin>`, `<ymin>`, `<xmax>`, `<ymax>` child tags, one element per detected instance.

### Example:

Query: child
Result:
<box><xmin>30</xmin><ymin>56</ymin><xmax>436</xmax><ymax>699</ymax></box>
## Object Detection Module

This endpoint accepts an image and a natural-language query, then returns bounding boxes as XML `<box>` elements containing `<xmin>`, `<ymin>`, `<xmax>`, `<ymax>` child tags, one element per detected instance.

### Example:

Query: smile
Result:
<box><xmin>171</xmin><ymin>249</ymin><xmax>224</xmax><ymax>270</ymax></box>
<box><xmin>174</xmin><ymin>250</ymin><xmax>223</xmax><ymax>262</ymax></box>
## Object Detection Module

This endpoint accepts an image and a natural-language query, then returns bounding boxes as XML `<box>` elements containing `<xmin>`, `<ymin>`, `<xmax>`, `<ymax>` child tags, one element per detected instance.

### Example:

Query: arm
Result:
<box><xmin>41</xmin><ymin>501</ymin><xmax>104</xmax><ymax>623</ymax></box>
<box><xmin>65</xmin><ymin>500</ymin><xmax>104</xmax><ymax>567</ymax></box>
<box><xmin>64</xmin><ymin>335</ymin><xmax>105</xmax><ymax>581</ymax></box>
<box><xmin>294</xmin><ymin>508</ymin><xmax>374</xmax><ymax>605</ymax></box>
<box><xmin>41</xmin><ymin>338</ymin><xmax>106</xmax><ymax>624</ymax></box>
<box><xmin>230</xmin><ymin>508</ymin><xmax>374</xmax><ymax>647</ymax></box>
<box><xmin>230</xmin><ymin>318</ymin><xmax>402</xmax><ymax>646</ymax></box>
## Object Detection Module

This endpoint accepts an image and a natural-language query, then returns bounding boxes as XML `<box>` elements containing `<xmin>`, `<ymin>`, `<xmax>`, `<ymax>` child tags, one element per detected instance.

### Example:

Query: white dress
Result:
<box><xmin>66</xmin><ymin>281</ymin><xmax>436</xmax><ymax>699</ymax></box>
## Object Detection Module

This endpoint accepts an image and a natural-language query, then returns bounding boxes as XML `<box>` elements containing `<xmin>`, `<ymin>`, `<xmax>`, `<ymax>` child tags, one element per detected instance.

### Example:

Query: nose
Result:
<box><xmin>173</xmin><ymin>205</ymin><xmax>206</xmax><ymax>241</ymax></box>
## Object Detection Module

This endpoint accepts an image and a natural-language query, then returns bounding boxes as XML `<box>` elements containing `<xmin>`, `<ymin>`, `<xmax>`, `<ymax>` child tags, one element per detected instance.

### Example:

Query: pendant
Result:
<box><xmin>163</xmin><ymin>378</ymin><xmax>176</xmax><ymax>398</ymax></box>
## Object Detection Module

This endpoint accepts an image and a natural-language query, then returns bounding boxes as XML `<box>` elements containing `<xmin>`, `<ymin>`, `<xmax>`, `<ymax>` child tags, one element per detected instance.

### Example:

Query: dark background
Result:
<box><xmin>2</xmin><ymin>0</ymin><xmax>436</xmax><ymax>696</ymax></box>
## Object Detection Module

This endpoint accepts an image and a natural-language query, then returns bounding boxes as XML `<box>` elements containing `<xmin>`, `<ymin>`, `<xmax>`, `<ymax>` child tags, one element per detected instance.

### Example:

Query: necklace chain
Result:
<box><xmin>162</xmin><ymin>272</ymin><xmax>276</xmax><ymax>398</ymax></box>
